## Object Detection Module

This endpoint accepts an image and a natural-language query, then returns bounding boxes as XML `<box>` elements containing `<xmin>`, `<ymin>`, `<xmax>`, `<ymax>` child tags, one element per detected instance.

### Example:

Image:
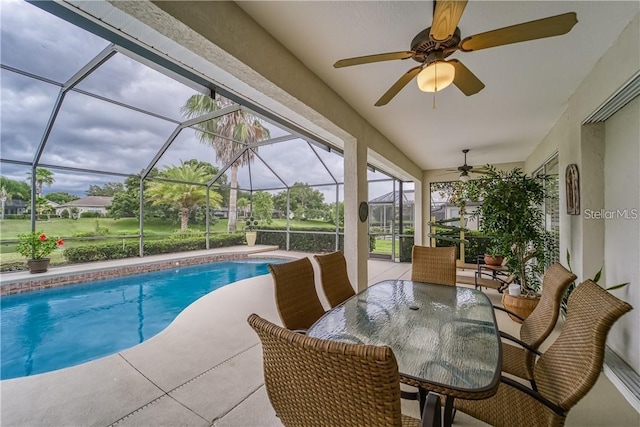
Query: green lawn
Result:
<box><xmin>372</xmin><ymin>237</ymin><xmax>400</xmax><ymax>257</ymax></box>
<box><xmin>0</xmin><ymin>217</ymin><xmax>335</xmax><ymax>240</ymax></box>
<box><xmin>0</xmin><ymin>216</ymin><xmax>336</xmax><ymax>269</ymax></box>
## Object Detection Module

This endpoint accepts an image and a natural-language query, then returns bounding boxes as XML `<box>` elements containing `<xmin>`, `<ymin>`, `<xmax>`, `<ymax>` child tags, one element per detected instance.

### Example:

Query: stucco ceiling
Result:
<box><xmin>237</xmin><ymin>1</ymin><xmax>639</xmax><ymax>172</ymax></box>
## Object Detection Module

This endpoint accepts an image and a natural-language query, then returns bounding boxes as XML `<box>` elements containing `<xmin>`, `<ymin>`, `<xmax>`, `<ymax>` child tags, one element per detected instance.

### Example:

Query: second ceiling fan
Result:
<box><xmin>448</xmin><ymin>149</ymin><xmax>483</xmax><ymax>182</ymax></box>
<box><xmin>334</xmin><ymin>1</ymin><xmax>578</xmax><ymax>106</ymax></box>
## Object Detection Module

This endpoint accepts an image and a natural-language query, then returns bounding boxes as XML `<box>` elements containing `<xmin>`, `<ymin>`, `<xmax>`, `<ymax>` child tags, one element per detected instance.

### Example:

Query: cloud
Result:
<box><xmin>0</xmin><ymin>0</ymin><xmax>379</xmax><ymax>203</ymax></box>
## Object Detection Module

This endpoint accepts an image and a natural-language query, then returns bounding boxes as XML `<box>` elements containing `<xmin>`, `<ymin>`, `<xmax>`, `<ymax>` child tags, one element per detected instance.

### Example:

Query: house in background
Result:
<box><xmin>2</xmin><ymin>199</ymin><xmax>28</xmax><ymax>216</ymax></box>
<box><xmin>55</xmin><ymin>196</ymin><xmax>113</xmax><ymax>217</ymax></box>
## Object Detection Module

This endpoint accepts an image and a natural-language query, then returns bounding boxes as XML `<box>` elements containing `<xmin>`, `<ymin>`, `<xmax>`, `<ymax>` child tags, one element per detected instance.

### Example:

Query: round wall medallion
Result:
<box><xmin>359</xmin><ymin>201</ymin><xmax>369</xmax><ymax>222</ymax></box>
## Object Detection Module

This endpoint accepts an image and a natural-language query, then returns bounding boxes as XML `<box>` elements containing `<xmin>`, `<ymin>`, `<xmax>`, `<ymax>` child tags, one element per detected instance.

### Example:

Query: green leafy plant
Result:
<box><xmin>561</xmin><ymin>250</ymin><xmax>629</xmax><ymax>314</ymax></box>
<box><xmin>16</xmin><ymin>231</ymin><xmax>64</xmax><ymax>260</ymax></box>
<box><xmin>471</xmin><ymin>165</ymin><xmax>547</xmax><ymax>293</ymax></box>
<box><xmin>245</xmin><ymin>217</ymin><xmax>259</xmax><ymax>231</ymax></box>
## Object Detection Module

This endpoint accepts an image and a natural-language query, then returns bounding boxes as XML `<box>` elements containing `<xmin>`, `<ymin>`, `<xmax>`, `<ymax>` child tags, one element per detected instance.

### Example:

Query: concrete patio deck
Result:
<box><xmin>1</xmin><ymin>250</ymin><xmax>638</xmax><ymax>426</ymax></box>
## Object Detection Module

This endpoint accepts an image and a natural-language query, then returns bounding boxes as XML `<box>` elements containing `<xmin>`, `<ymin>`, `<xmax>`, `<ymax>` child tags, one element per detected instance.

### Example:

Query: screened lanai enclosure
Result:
<box><xmin>0</xmin><ymin>0</ymin><xmax>415</xmax><ymax>270</ymax></box>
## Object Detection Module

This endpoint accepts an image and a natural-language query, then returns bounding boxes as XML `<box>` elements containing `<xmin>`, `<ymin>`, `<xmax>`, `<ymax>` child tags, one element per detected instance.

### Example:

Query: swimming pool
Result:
<box><xmin>0</xmin><ymin>258</ymin><xmax>282</xmax><ymax>380</ymax></box>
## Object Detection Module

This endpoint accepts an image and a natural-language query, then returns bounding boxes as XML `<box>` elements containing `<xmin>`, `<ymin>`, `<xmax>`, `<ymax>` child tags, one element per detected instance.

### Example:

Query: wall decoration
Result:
<box><xmin>566</xmin><ymin>164</ymin><xmax>580</xmax><ymax>215</ymax></box>
<box><xmin>359</xmin><ymin>202</ymin><xmax>369</xmax><ymax>222</ymax></box>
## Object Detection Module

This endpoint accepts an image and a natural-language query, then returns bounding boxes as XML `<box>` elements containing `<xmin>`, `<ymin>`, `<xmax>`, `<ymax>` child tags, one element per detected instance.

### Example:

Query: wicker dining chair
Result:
<box><xmin>313</xmin><ymin>251</ymin><xmax>356</xmax><ymax>308</ymax></box>
<box><xmin>268</xmin><ymin>257</ymin><xmax>325</xmax><ymax>331</ymax></box>
<box><xmin>496</xmin><ymin>263</ymin><xmax>577</xmax><ymax>387</ymax></box>
<box><xmin>454</xmin><ymin>279</ymin><xmax>632</xmax><ymax>427</ymax></box>
<box><xmin>411</xmin><ymin>245</ymin><xmax>457</xmax><ymax>286</ymax></box>
<box><xmin>248</xmin><ymin>313</ymin><xmax>441</xmax><ymax>427</ymax></box>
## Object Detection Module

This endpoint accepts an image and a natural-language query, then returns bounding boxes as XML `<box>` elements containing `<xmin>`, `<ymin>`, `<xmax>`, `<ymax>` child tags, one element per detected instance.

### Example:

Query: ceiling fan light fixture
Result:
<box><xmin>459</xmin><ymin>171</ymin><xmax>471</xmax><ymax>182</ymax></box>
<box><xmin>416</xmin><ymin>61</ymin><xmax>455</xmax><ymax>92</ymax></box>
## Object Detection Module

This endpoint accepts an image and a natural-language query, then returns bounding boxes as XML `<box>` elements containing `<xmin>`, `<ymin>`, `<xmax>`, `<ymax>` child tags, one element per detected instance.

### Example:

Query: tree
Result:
<box><xmin>273</xmin><ymin>182</ymin><xmax>326</xmax><ymax>220</ymax></box>
<box><xmin>69</xmin><ymin>207</ymin><xmax>79</xmax><ymax>220</ymax></box>
<box><xmin>146</xmin><ymin>162</ymin><xmax>222</xmax><ymax>231</ymax></box>
<box><xmin>35</xmin><ymin>196</ymin><xmax>54</xmax><ymax>220</ymax></box>
<box><xmin>108</xmin><ymin>169</ymin><xmax>160</xmax><ymax>219</ymax></box>
<box><xmin>109</xmin><ymin>176</ymin><xmax>141</xmax><ymax>219</ymax></box>
<box><xmin>86</xmin><ymin>182</ymin><xmax>125</xmax><ymax>197</ymax></box>
<box><xmin>327</xmin><ymin>201</ymin><xmax>344</xmax><ymax>227</ymax></box>
<box><xmin>252</xmin><ymin>191</ymin><xmax>274</xmax><ymax>224</ymax></box>
<box><xmin>0</xmin><ymin>176</ymin><xmax>30</xmax><ymax>200</ymax></box>
<box><xmin>236</xmin><ymin>197</ymin><xmax>250</xmax><ymax>218</ymax></box>
<box><xmin>1</xmin><ymin>176</ymin><xmax>31</xmax><ymax>220</ymax></box>
<box><xmin>471</xmin><ymin>166</ymin><xmax>547</xmax><ymax>292</ymax></box>
<box><xmin>0</xmin><ymin>186</ymin><xmax>6</xmax><ymax>220</ymax></box>
<box><xmin>45</xmin><ymin>192</ymin><xmax>79</xmax><ymax>204</ymax></box>
<box><xmin>27</xmin><ymin>168</ymin><xmax>55</xmax><ymax>197</ymax></box>
<box><xmin>181</xmin><ymin>94</ymin><xmax>270</xmax><ymax>232</ymax></box>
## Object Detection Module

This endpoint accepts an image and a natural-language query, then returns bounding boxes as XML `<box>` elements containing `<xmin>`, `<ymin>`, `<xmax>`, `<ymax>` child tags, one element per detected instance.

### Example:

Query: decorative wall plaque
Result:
<box><xmin>359</xmin><ymin>202</ymin><xmax>369</xmax><ymax>222</ymax></box>
<box><xmin>566</xmin><ymin>164</ymin><xmax>580</xmax><ymax>215</ymax></box>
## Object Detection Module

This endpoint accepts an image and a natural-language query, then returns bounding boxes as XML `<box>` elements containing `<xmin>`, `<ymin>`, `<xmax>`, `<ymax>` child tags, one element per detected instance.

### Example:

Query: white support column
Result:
<box><xmin>344</xmin><ymin>137</ymin><xmax>368</xmax><ymax>291</ymax></box>
<box><xmin>414</xmin><ymin>180</ymin><xmax>423</xmax><ymax>246</ymax></box>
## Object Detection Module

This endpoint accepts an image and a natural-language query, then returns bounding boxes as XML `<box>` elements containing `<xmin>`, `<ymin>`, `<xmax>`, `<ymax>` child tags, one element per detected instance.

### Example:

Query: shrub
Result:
<box><xmin>3</xmin><ymin>214</ymin><xmax>29</xmax><ymax>220</ymax></box>
<box><xmin>169</xmin><ymin>228</ymin><xmax>205</xmax><ymax>240</ymax></box>
<box><xmin>399</xmin><ymin>235</ymin><xmax>414</xmax><ymax>262</ymax></box>
<box><xmin>255</xmin><ymin>227</ymin><xmax>376</xmax><ymax>253</ymax></box>
<box><xmin>64</xmin><ymin>233</ymin><xmax>244</xmax><ymax>263</ymax></box>
<box><xmin>436</xmin><ymin>235</ymin><xmax>491</xmax><ymax>264</ymax></box>
<box><xmin>16</xmin><ymin>231</ymin><xmax>64</xmax><ymax>259</ymax></box>
<box><xmin>80</xmin><ymin>211</ymin><xmax>102</xmax><ymax>218</ymax></box>
<box><xmin>60</xmin><ymin>209</ymin><xmax>70</xmax><ymax>219</ymax></box>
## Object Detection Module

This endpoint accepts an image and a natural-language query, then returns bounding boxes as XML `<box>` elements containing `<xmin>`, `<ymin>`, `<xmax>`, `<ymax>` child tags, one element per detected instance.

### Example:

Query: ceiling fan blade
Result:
<box><xmin>448</xmin><ymin>59</ymin><xmax>485</xmax><ymax>96</ymax></box>
<box><xmin>334</xmin><ymin>51</ymin><xmax>415</xmax><ymax>68</ymax></box>
<box><xmin>459</xmin><ymin>12</ymin><xmax>578</xmax><ymax>52</ymax></box>
<box><xmin>471</xmin><ymin>168</ymin><xmax>491</xmax><ymax>175</ymax></box>
<box><xmin>430</xmin><ymin>0</ymin><xmax>468</xmax><ymax>41</ymax></box>
<box><xmin>375</xmin><ymin>66</ymin><xmax>422</xmax><ymax>106</ymax></box>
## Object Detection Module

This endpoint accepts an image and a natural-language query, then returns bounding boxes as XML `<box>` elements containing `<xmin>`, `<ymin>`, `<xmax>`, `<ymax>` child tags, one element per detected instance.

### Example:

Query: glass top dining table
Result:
<box><xmin>307</xmin><ymin>280</ymin><xmax>502</xmax><ymax>399</ymax></box>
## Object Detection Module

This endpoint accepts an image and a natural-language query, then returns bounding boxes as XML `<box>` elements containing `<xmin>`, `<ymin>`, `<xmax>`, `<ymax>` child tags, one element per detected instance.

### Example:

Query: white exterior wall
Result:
<box><xmin>525</xmin><ymin>13</ymin><xmax>640</xmax><ymax>373</ymax></box>
<box><xmin>603</xmin><ymin>97</ymin><xmax>640</xmax><ymax>371</ymax></box>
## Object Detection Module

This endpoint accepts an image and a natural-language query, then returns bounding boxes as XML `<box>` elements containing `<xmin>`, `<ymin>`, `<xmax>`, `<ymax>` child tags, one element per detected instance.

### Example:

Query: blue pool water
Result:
<box><xmin>1</xmin><ymin>259</ymin><xmax>281</xmax><ymax>380</ymax></box>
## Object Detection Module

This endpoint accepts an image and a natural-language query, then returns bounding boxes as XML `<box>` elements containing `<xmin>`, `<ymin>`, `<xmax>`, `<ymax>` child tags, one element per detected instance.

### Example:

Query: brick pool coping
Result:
<box><xmin>0</xmin><ymin>246</ymin><xmax>288</xmax><ymax>296</ymax></box>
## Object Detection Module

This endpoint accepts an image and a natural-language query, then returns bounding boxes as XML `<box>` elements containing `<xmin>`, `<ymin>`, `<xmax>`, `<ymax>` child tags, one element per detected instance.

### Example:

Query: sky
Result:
<box><xmin>0</xmin><ymin>0</ymin><xmax>400</xmax><ymax>202</ymax></box>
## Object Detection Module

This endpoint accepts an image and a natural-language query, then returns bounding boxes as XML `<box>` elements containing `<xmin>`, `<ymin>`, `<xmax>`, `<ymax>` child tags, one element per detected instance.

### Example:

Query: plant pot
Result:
<box><xmin>502</xmin><ymin>293</ymin><xmax>540</xmax><ymax>324</ymax></box>
<box><xmin>27</xmin><ymin>258</ymin><xmax>50</xmax><ymax>274</ymax></box>
<box><xmin>484</xmin><ymin>254</ymin><xmax>504</xmax><ymax>266</ymax></box>
<box><xmin>245</xmin><ymin>231</ymin><xmax>257</xmax><ymax>247</ymax></box>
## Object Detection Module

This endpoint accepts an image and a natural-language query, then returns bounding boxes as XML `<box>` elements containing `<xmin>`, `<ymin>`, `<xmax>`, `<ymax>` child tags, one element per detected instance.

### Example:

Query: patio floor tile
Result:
<box><xmin>169</xmin><ymin>345</ymin><xmax>265</xmax><ymax>422</ymax></box>
<box><xmin>110</xmin><ymin>394</ymin><xmax>209</xmax><ymax>427</ymax></box>
<box><xmin>0</xmin><ymin>354</ymin><xmax>164</xmax><ymax>427</ymax></box>
<box><xmin>212</xmin><ymin>385</ymin><xmax>281</xmax><ymax>427</ymax></box>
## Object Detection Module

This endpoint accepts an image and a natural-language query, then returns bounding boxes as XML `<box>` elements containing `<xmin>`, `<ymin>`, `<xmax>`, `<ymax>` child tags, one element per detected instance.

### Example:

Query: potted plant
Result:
<box><xmin>16</xmin><ymin>231</ymin><xmax>64</xmax><ymax>273</ymax></box>
<box><xmin>245</xmin><ymin>217</ymin><xmax>258</xmax><ymax>247</ymax></box>
<box><xmin>483</xmin><ymin>246</ymin><xmax>504</xmax><ymax>266</ymax></box>
<box><xmin>471</xmin><ymin>166</ymin><xmax>547</xmax><ymax>319</ymax></box>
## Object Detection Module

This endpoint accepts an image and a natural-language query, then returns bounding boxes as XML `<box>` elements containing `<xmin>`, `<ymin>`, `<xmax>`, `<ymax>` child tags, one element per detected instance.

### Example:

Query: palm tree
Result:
<box><xmin>181</xmin><ymin>95</ymin><xmax>270</xmax><ymax>232</ymax></box>
<box><xmin>26</xmin><ymin>168</ymin><xmax>55</xmax><ymax>197</ymax></box>
<box><xmin>0</xmin><ymin>177</ymin><xmax>31</xmax><ymax>220</ymax></box>
<box><xmin>146</xmin><ymin>161</ymin><xmax>222</xmax><ymax>231</ymax></box>
<box><xmin>236</xmin><ymin>197</ymin><xmax>249</xmax><ymax>219</ymax></box>
<box><xmin>0</xmin><ymin>186</ymin><xmax>7</xmax><ymax>220</ymax></box>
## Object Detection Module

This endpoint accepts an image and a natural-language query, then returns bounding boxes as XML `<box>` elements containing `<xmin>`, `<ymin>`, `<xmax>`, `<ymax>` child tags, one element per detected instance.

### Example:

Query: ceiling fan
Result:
<box><xmin>334</xmin><ymin>1</ymin><xmax>578</xmax><ymax>106</ymax></box>
<box><xmin>448</xmin><ymin>149</ymin><xmax>482</xmax><ymax>182</ymax></box>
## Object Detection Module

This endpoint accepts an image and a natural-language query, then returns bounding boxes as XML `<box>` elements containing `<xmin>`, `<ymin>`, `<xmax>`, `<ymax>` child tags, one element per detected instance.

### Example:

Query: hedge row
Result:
<box><xmin>436</xmin><ymin>235</ymin><xmax>492</xmax><ymax>263</ymax></box>
<box><xmin>64</xmin><ymin>233</ymin><xmax>244</xmax><ymax>263</ymax></box>
<box><xmin>255</xmin><ymin>229</ymin><xmax>376</xmax><ymax>253</ymax></box>
<box><xmin>2</xmin><ymin>214</ymin><xmax>30</xmax><ymax>220</ymax></box>
<box><xmin>399</xmin><ymin>236</ymin><xmax>414</xmax><ymax>262</ymax></box>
